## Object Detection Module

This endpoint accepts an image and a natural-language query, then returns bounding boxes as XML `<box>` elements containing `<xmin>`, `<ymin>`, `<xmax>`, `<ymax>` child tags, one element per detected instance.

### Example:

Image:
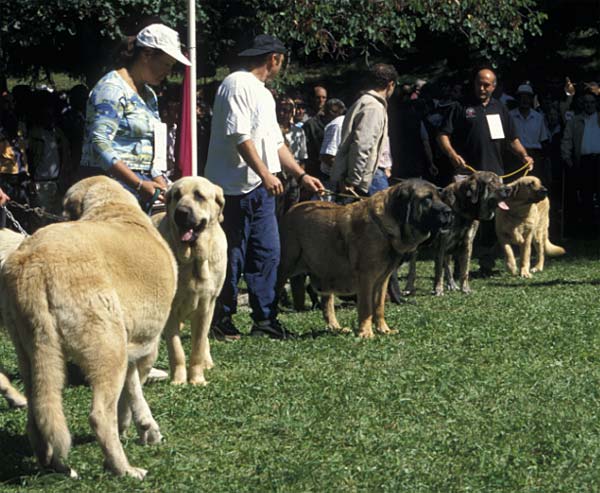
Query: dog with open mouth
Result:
<box><xmin>495</xmin><ymin>175</ymin><xmax>565</xmax><ymax>278</ymax></box>
<box><xmin>404</xmin><ymin>171</ymin><xmax>511</xmax><ymax>295</ymax></box>
<box><xmin>278</xmin><ymin>179</ymin><xmax>452</xmax><ymax>338</ymax></box>
<box><xmin>152</xmin><ymin>177</ymin><xmax>227</xmax><ymax>385</ymax></box>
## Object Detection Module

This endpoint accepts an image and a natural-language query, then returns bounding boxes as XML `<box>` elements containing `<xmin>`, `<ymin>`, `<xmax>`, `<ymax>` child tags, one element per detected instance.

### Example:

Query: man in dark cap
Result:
<box><xmin>205</xmin><ymin>34</ymin><xmax>323</xmax><ymax>340</ymax></box>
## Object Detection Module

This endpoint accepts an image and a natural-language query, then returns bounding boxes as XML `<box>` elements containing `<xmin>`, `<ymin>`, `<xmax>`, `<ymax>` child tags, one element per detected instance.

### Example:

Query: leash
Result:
<box><xmin>461</xmin><ymin>162</ymin><xmax>531</xmax><ymax>180</ymax></box>
<box><xmin>1</xmin><ymin>205</ymin><xmax>30</xmax><ymax>236</ymax></box>
<box><xmin>318</xmin><ymin>188</ymin><xmax>366</xmax><ymax>202</ymax></box>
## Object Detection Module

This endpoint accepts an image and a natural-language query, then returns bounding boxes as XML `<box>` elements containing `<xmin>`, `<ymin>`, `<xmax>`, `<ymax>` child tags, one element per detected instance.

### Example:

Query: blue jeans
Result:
<box><xmin>368</xmin><ymin>168</ymin><xmax>390</xmax><ymax>196</ymax></box>
<box><xmin>218</xmin><ymin>186</ymin><xmax>280</xmax><ymax>323</ymax></box>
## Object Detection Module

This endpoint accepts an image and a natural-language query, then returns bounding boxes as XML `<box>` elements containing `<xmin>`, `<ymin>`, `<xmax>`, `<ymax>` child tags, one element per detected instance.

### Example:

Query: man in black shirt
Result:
<box><xmin>437</xmin><ymin>69</ymin><xmax>533</xmax><ymax>276</ymax></box>
<box><xmin>437</xmin><ymin>69</ymin><xmax>533</xmax><ymax>175</ymax></box>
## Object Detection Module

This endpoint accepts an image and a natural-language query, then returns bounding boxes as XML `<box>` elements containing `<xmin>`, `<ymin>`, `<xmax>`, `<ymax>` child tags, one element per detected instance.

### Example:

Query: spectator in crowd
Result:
<box><xmin>561</xmin><ymin>92</ymin><xmax>600</xmax><ymax>237</ymax></box>
<box><xmin>509</xmin><ymin>83</ymin><xmax>551</xmax><ymax>186</ymax></box>
<box><xmin>303</xmin><ymin>98</ymin><xmax>328</xmax><ymax>181</ymax></box>
<box><xmin>28</xmin><ymin>90</ymin><xmax>72</xmax><ymax>214</ymax></box>
<box><xmin>59</xmin><ymin>83</ymin><xmax>89</xmax><ymax>186</ymax></box>
<box><xmin>275</xmin><ymin>96</ymin><xmax>308</xmax><ymax>218</ymax></box>
<box><xmin>80</xmin><ymin>23</ymin><xmax>190</xmax><ymax>210</ymax></box>
<box><xmin>318</xmin><ymin>98</ymin><xmax>346</xmax><ymax>186</ymax></box>
<box><xmin>410</xmin><ymin>78</ymin><xmax>427</xmax><ymax>100</ymax></box>
<box><xmin>310</xmin><ymin>84</ymin><xmax>328</xmax><ymax>117</ymax></box>
<box><xmin>437</xmin><ymin>68</ymin><xmax>533</xmax><ymax>275</ymax></box>
<box><xmin>159</xmin><ymin>83</ymin><xmax>182</xmax><ymax>179</ymax></box>
<box><xmin>330</xmin><ymin>63</ymin><xmax>398</xmax><ymax>197</ymax></box>
<box><xmin>291</xmin><ymin>93</ymin><xmax>309</xmax><ymax>126</ymax></box>
<box><xmin>0</xmin><ymin>185</ymin><xmax>9</xmax><ymax>227</ymax></box>
<box><xmin>205</xmin><ymin>34</ymin><xmax>323</xmax><ymax>340</ymax></box>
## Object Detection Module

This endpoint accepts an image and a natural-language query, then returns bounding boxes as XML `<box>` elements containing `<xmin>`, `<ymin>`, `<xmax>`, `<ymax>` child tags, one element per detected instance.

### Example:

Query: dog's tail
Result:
<box><xmin>545</xmin><ymin>238</ymin><xmax>566</xmax><ymax>257</ymax></box>
<box><xmin>0</xmin><ymin>228</ymin><xmax>26</xmax><ymax>268</ymax></box>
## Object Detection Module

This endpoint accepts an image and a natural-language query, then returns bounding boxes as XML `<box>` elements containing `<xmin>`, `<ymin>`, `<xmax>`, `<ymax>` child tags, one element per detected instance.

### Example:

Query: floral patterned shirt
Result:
<box><xmin>80</xmin><ymin>70</ymin><xmax>162</xmax><ymax>177</ymax></box>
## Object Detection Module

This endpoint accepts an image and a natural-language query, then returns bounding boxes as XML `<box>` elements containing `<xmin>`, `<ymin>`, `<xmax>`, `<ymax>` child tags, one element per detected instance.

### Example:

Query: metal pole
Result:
<box><xmin>188</xmin><ymin>0</ymin><xmax>198</xmax><ymax>176</ymax></box>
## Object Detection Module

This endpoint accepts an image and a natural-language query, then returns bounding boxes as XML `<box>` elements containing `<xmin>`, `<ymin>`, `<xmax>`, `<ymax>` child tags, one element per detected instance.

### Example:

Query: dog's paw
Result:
<box><xmin>375</xmin><ymin>326</ymin><xmax>397</xmax><ymax>335</ymax></box>
<box><xmin>329</xmin><ymin>325</ymin><xmax>352</xmax><ymax>335</ymax></box>
<box><xmin>531</xmin><ymin>266</ymin><xmax>543</xmax><ymax>273</ymax></box>
<box><xmin>138</xmin><ymin>426</ymin><xmax>162</xmax><ymax>446</ymax></box>
<box><xmin>171</xmin><ymin>367</ymin><xmax>187</xmax><ymax>385</ymax></box>
<box><xmin>6</xmin><ymin>392</ymin><xmax>27</xmax><ymax>409</ymax></box>
<box><xmin>520</xmin><ymin>270</ymin><xmax>532</xmax><ymax>279</ymax></box>
<box><xmin>401</xmin><ymin>289</ymin><xmax>415</xmax><ymax>296</ymax></box>
<box><xmin>357</xmin><ymin>330</ymin><xmax>375</xmax><ymax>339</ymax></box>
<box><xmin>432</xmin><ymin>288</ymin><xmax>444</xmax><ymax>297</ymax></box>
<box><xmin>125</xmin><ymin>466</ymin><xmax>147</xmax><ymax>480</ymax></box>
<box><xmin>189</xmin><ymin>375</ymin><xmax>208</xmax><ymax>386</ymax></box>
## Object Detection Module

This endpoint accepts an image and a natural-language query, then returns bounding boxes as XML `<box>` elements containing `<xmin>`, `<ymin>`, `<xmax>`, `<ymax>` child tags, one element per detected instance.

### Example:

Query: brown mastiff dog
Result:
<box><xmin>278</xmin><ymin>179</ymin><xmax>452</xmax><ymax>338</ymax></box>
<box><xmin>496</xmin><ymin>175</ymin><xmax>565</xmax><ymax>278</ymax></box>
<box><xmin>404</xmin><ymin>171</ymin><xmax>510</xmax><ymax>295</ymax></box>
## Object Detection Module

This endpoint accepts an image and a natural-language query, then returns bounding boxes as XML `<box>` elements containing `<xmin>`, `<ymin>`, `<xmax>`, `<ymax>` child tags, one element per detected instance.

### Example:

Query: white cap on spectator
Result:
<box><xmin>516</xmin><ymin>83</ymin><xmax>534</xmax><ymax>95</ymax></box>
<box><xmin>136</xmin><ymin>24</ymin><xmax>191</xmax><ymax>66</ymax></box>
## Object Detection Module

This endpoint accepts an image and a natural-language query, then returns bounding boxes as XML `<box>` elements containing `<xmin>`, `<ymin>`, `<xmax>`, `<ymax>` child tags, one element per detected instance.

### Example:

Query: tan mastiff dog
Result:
<box><xmin>278</xmin><ymin>179</ymin><xmax>453</xmax><ymax>338</ymax></box>
<box><xmin>152</xmin><ymin>177</ymin><xmax>227</xmax><ymax>386</ymax></box>
<box><xmin>0</xmin><ymin>176</ymin><xmax>177</xmax><ymax>480</ymax></box>
<box><xmin>496</xmin><ymin>175</ymin><xmax>565</xmax><ymax>277</ymax></box>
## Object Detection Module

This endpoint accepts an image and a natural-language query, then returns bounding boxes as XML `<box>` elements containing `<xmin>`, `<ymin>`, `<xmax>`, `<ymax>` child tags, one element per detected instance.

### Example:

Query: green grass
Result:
<box><xmin>1</xmin><ymin>239</ymin><xmax>599</xmax><ymax>492</ymax></box>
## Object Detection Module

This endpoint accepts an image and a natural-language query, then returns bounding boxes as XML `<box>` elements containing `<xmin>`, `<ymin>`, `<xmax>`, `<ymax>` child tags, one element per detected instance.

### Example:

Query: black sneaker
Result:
<box><xmin>210</xmin><ymin>317</ymin><xmax>242</xmax><ymax>341</ymax></box>
<box><xmin>250</xmin><ymin>319</ymin><xmax>295</xmax><ymax>340</ymax></box>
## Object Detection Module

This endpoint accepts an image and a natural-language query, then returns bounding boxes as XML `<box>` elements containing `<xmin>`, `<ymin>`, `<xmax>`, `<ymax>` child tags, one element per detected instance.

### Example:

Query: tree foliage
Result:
<box><xmin>0</xmin><ymin>0</ymin><xmax>551</xmax><ymax>82</ymax></box>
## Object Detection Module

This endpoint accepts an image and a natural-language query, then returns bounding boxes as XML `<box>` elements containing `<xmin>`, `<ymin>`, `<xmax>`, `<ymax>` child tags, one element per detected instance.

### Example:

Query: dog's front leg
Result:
<box><xmin>188</xmin><ymin>297</ymin><xmax>215</xmax><ymax>386</ymax></box>
<box><xmin>432</xmin><ymin>247</ymin><xmax>446</xmax><ymax>296</ymax></box>
<box><xmin>500</xmin><ymin>241</ymin><xmax>518</xmax><ymax>276</ymax></box>
<box><xmin>357</xmin><ymin>281</ymin><xmax>376</xmax><ymax>339</ymax></box>
<box><xmin>322</xmin><ymin>294</ymin><xmax>350</xmax><ymax>333</ymax></box>
<box><xmin>444</xmin><ymin>255</ymin><xmax>459</xmax><ymax>291</ymax></box>
<box><xmin>403</xmin><ymin>251</ymin><xmax>418</xmax><ymax>295</ymax></box>
<box><xmin>164</xmin><ymin>313</ymin><xmax>187</xmax><ymax>385</ymax></box>
<box><xmin>374</xmin><ymin>276</ymin><xmax>396</xmax><ymax>335</ymax></box>
<box><xmin>519</xmin><ymin>233</ymin><xmax>534</xmax><ymax>278</ymax></box>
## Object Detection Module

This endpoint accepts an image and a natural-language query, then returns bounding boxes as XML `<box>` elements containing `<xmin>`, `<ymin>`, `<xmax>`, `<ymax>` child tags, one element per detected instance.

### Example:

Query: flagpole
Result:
<box><xmin>188</xmin><ymin>0</ymin><xmax>197</xmax><ymax>176</ymax></box>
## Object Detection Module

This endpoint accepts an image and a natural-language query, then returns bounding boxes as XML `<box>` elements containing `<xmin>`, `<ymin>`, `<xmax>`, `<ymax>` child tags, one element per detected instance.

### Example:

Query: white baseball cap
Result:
<box><xmin>136</xmin><ymin>24</ymin><xmax>191</xmax><ymax>66</ymax></box>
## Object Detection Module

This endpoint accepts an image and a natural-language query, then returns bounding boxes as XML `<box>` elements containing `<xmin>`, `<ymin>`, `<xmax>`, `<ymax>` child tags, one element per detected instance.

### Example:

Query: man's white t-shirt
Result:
<box><xmin>205</xmin><ymin>71</ymin><xmax>283</xmax><ymax>195</ymax></box>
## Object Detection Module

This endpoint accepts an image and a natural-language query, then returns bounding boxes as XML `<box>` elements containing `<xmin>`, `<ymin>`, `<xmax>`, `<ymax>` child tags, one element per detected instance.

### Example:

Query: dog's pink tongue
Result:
<box><xmin>181</xmin><ymin>229</ymin><xmax>194</xmax><ymax>242</ymax></box>
<box><xmin>498</xmin><ymin>201</ymin><xmax>509</xmax><ymax>211</ymax></box>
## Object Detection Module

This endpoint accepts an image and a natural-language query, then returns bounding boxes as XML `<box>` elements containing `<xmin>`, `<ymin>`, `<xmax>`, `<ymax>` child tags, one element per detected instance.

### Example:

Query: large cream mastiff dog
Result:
<box><xmin>153</xmin><ymin>177</ymin><xmax>227</xmax><ymax>386</ymax></box>
<box><xmin>0</xmin><ymin>176</ymin><xmax>177</xmax><ymax>480</ymax></box>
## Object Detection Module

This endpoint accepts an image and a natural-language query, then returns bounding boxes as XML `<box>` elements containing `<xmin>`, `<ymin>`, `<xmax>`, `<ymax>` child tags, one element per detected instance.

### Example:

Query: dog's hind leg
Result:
<box><xmin>374</xmin><ymin>276</ymin><xmax>396</xmax><ymax>335</ymax></box>
<box><xmin>189</xmin><ymin>298</ymin><xmax>215</xmax><ymax>386</ymax></box>
<box><xmin>0</xmin><ymin>370</ymin><xmax>27</xmax><ymax>408</ymax></box>
<box><xmin>432</xmin><ymin>248</ymin><xmax>446</xmax><ymax>296</ymax></box>
<box><xmin>444</xmin><ymin>256</ymin><xmax>459</xmax><ymax>291</ymax></box>
<box><xmin>27</xmin><ymin>330</ymin><xmax>75</xmax><ymax>477</ymax></box>
<box><xmin>290</xmin><ymin>275</ymin><xmax>307</xmax><ymax>311</ymax></box>
<box><xmin>531</xmin><ymin>231</ymin><xmax>545</xmax><ymax>273</ymax></box>
<box><xmin>164</xmin><ymin>314</ymin><xmax>187</xmax><ymax>385</ymax></box>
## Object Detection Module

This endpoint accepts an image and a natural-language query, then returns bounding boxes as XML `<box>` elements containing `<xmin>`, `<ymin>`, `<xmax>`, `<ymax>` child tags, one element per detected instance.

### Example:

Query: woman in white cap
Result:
<box><xmin>80</xmin><ymin>23</ymin><xmax>190</xmax><ymax>209</ymax></box>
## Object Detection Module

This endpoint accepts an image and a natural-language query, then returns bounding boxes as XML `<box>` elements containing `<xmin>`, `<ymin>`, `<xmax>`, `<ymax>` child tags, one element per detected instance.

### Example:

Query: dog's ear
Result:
<box><xmin>390</xmin><ymin>183</ymin><xmax>412</xmax><ymax>226</ymax></box>
<box><xmin>440</xmin><ymin>187</ymin><xmax>456</xmax><ymax>208</ymax></box>
<box><xmin>466</xmin><ymin>178</ymin><xmax>479</xmax><ymax>204</ymax></box>
<box><xmin>164</xmin><ymin>186</ymin><xmax>173</xmax><ymax>205</ymax></box>
<box><xmin>214</xmin><ymin>185</ymin><xmax>225</xmax><ymax>223</ymax></box>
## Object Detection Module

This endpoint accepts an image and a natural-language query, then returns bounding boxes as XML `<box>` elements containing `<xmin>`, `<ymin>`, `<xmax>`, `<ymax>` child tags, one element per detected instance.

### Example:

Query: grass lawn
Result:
<box><xmin>0</xmin><ymin>238</ymin><xmax>599</xmax><ymax>492</ymax></box>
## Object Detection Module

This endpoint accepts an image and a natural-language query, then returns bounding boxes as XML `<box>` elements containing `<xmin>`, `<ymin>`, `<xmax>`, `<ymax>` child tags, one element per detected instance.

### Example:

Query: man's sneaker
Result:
<box><xmin>210</xmin><ymin>317</ymin><xmax>242</xmax><ymax>341</ymax></box>
<box><xmin>250</xmin><ymin>319</ymin><xmax>295</xmax><ymax>340</ymax></box>
<box><xmin>147</xmin><ymin>368</ymin><xmax>169</xmax><ymax>383</ymax></box>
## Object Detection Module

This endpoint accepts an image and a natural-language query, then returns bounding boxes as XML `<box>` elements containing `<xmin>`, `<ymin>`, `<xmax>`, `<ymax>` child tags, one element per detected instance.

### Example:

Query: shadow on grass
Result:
<box><xmin>488</xmin><ymin>278</ymin><xmax>600</xmax><ymax>288</ymax></box>
<box><xmin>0</xmin><ymin>426</ymin><xmax>96</xmax><ymax>483</ymax></box>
